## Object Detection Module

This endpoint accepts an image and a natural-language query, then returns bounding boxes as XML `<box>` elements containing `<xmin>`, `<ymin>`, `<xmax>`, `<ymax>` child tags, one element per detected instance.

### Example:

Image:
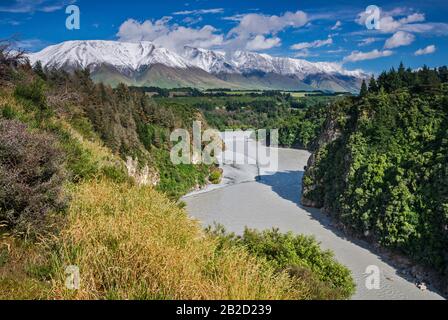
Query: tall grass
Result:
<box><xmin>44</xmin><ymin>180</ymin><xmax>307</xmax><ymax>300</ymax></box>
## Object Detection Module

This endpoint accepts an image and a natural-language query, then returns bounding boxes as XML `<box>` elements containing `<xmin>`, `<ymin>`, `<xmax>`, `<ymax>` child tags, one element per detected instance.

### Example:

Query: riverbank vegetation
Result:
<box><xmin>0</xmin><ymin>44</ymin><xmax>354</xmax><ymax>300</ymax></box>
<box><xmin>302</xmin><ymin>64</ymin><xmax>448</xmax><ymax>291</ymax></box>
<box><xmin>154</xmin><ymin>92</ymin><xmax>337</xmax><ymax>149</ymax></box>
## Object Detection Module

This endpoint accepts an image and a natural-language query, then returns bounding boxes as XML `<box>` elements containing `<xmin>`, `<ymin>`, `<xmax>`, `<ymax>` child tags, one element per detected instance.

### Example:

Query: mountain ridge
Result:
<box><xmin>29</xmin><ymin>40</ymin><xmax>367</xmax><ymax>92</ymax></box>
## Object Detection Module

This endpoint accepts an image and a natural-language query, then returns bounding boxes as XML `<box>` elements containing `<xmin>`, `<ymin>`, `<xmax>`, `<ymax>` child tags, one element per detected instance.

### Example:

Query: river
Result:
<box><xmin>183</xmin><ymin>132</ymin><xmax>444</xmax><ymax>300</ymax></box>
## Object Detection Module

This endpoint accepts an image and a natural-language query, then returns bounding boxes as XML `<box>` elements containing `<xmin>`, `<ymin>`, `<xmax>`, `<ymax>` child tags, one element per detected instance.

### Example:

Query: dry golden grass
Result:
<box><xmin>41</xmin><ymin>180</ymin><xmax>305</xmax><ymax>300</ymax></box>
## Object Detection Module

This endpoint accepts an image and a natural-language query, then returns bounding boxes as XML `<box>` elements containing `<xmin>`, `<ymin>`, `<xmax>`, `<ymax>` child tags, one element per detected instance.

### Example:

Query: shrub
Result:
<box><xmin>1</xmin><ymin>105</ymin><xmax>16</xmax><ymax>119</ymax></box>
<box><xmin>0</xmin><ymin>119</ymin><xmax>66</xmax><ymax>232</ymax></box>
<box><xmin>14</xmin><ymin>79</ymin><xmax>47</xmax><ymax>111</ymax></box>
<box><xmin>208</xmin><ymin>226</ymin><xmax>355</xmax><ymax>299</ymax></box>
<box><xmin>209</xmin><ymin>169</ymin><xmax>222</xmax><ymax>184</ymax></box>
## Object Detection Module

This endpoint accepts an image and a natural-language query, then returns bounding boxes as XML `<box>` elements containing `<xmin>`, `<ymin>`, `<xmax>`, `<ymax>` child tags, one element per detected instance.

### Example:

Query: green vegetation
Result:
<box><xmin>209</xmin><ymin>168</ymin><xmax>223</xmax><ymax>184</ymax></box>
<box><xmin>0</xmin><ymin>43</ymin><xmax>354</xmax><ymax>300</ymax></box>
<box><xmin>303</xmin><ymin>64</ymin><xmax>448</xmax><ymax>277</ymax></box>
<box><xmin>155</xmin><ymin>91</ymin><xmax>337</xmax><ymax>149</ymax></box>
<box><xmin>209</xmin><ymin>226</ymin><xmax>355</xmax><ymax>300</ymax></box>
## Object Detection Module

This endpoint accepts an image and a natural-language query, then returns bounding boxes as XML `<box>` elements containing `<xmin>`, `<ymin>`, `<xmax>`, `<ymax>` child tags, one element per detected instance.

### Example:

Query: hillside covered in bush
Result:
<box><xmin>302</xmin><ymin>64</ymin><xmax>448</xmax><ymax>285</ymax></box>
<box><xmin>0</xmin><ymin>44</ymin><xmax>354</xmax><ymax>300</ymax></box>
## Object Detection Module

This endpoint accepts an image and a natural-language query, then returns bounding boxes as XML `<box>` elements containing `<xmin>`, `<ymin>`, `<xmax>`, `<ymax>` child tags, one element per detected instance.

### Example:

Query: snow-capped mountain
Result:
<box><xmin>182</xmin><ymin>47</ymin><xmax>364</xmax><ymax>79</ymax></box>
<box><xmin>28</xmin><ymin>40</ymin><xmax>366</xmax><ymax>92</ymax></box>
<box><xmin>29</xmin><ymin>40</ymin><xmax>190</xmax><ymax>76</ymax></box>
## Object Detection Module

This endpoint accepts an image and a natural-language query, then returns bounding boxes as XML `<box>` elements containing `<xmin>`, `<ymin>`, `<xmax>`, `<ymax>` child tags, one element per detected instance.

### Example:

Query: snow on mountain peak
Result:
<box><xmin>28</xmin><ymin>40</ymin><xmax>366</xmax><ymax>79</ymax></box>
<box><xmin>181</xmin><ymin>46</ymin><xmax>366</xmax><ymax>79</ymax></box>
<box><xmin>29</xmin><ymin>40</ymin><xmax>191</xmax><ymax>72</ymax></box>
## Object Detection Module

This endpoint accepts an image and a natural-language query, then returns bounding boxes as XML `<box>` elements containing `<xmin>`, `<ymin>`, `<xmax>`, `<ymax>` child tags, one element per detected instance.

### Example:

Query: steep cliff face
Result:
<box><xmin>301</xmin><ymin>99</ymin><xmax>349</xmax><ymax>209</ymax></box>
<box><xmin>300</xmin><ymin>87</ymin><xmax>448</xmax><ymax>286</ymax></box>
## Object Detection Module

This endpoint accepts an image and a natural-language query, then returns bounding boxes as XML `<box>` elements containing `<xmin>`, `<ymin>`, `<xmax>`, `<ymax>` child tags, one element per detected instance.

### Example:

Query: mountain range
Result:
<box><xmin>28</xmin><ymin>40</ymin><xmax>367</xmax><ymax>92</ymax></box>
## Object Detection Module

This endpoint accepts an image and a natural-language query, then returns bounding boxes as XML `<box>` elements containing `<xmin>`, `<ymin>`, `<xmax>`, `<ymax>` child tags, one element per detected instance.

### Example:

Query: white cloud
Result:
<box><xmin>415</xmin><ymin>45</ymin><xmax>436</xmax><ymax>56</ymax></box>
<box><xmin>331</xmin><ymin>21</ymin><xmax>342</xmax><ymax>30</ymax></box>
<box><xmin>353</xmin><ymin>7</ymin><xmax>448</xmax><ymax>40</ymax></box>
<box><xmin>344</xmin><ymin>49</ymin><xmax>394</xmax><ymax>62</ymax></box>
<box><xmin>225</xmin><ymin>11</ymin><xmax>307</xmax><ymax>52</ymax></box>
<box><xmin>291</xmin><ymin>36</ymin><xmax>333</xmax><ymax>50</ymax></box>
<box><xmin>384</xmin><ymin>31</ymin><xmax>415</xmax><ymax>49</ymax></box>
<box><xmin>356</xmin><ymin>12</ymin><xmax>400</xmax><ymax>33</ymax></box>
<box><xmin>156</xmin><ymin>26</ymin><xmax>224</xmax><ymax>52</ymax></box>
<box><xmin>118</xmin><ymin>10</ymin><xmax>308</xmax><ymax>53</ymax></box>
<box><xmin>399</xmin><ymin>13</ymin><xmax>425</xmax><ymax>24</ymax></box>
<box><xmin>358</xmin><ymin>37</ymin><xmax>381</xmax><ymax>47</ymax></box>
<box><xmin>182</xmin><ymin>16</ymin><xmax>203</xmax><ymax>26</ymax></box>
<box><xmin>293</xmin><ymin>49</ymin><xmax>314</xmax><ymax>58</ymax></box>
<box><xmin>246</xmin><ymin>35</ymin><xmax>281</xmax><ymax>51</ymax></box>
<box><xmin>117</xmin><ymin>18</ymin><xmax>224</xmax><ymax>52</ymax></box>
<box><xmin>356</xmin><ymin>9</ymin><xmax>426</xmax><ymax>34</ymax></box>
<box><xmin>222</xmin><ymin>14</ymin><xmax>246</xmax><ymax>22</ymax></box>
<box><xmin>228</xmin><ymin>11</ymin><xmax>308</xmax><ymax>37</ymax></box>
<box><xmin>117</xmin><ymin>18</ymin><xmax>172</xmax><ymax>42</ymax></box>
<box><xmin>400</xmin><ymin>23</ymin><xmax>448</xmax><ymax>35</ymax></box>
<box><xmin>173</xmin><ymin>8</ymin><xmax>224</xmax><ymax>15</ymax></box>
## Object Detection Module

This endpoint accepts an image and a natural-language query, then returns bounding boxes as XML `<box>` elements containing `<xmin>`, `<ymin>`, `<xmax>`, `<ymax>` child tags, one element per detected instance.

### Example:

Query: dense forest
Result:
<box><xmin>302</xmin><ymin>64</ymin><xmax>448</xmax><ymax>287</ymax></box>
<box><xmin>0</xmin><ymin>43</ymin><xmax>354</xmax><ymax>299</ymax></box>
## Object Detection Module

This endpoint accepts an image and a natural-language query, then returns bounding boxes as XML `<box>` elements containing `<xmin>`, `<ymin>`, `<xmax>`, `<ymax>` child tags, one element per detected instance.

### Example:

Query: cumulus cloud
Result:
<box><xmin>344</xmin><ymin>49</ymin><xmax>393</xmax><ymax>62</ymax></box>
<box><xmin>117</xmin><ymin>17</ymin><xmax>172</xmax><ymax>42</ymax></box>
<box><xmin>356</xmin><ymin>9</ymin><xmax>426</xmax><ymax>33</ymax></box>
<box><xmin>291</xmin><ymin>36</ymin><xmax>333</xmax><ymax>50</ymax></box>
<box><xmin>228</xmin><ymin>11</ymin><xmax>308</xmax><ymax>36</ymax></box>
<box><xmin>225</xmin><ymin>11</ymin><xmax>307</xmax><ymax>51</ymax></box>
<box><xmin>117</xmin><ymin>18</ymin><xmax>224</xmax><ymax>52</ymax></box>
<box><xmin>117</xmin><ymin>10</ymin><xmax>309</xmax><ymax>53</ymax></box>
<box><xmin>246</xmin><ymin>35</ymin><xmax>281</xmax><ymax>51</ymax></box>
<box><xmin>415</xmin><ymin>45</ymin><xmax>436</xmax><ymax>56</ymax></box>
<box><xmin>384</xmin><ymin>31</ymin><xmax>415</xmax><ymax>49</ymax></box>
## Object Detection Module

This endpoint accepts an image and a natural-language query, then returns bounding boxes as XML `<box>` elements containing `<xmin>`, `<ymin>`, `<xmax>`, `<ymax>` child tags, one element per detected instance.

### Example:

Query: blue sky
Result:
<box><xmin>1</xmin><ymin>0</ymin><xmax>447</xmax><ymax>74</ymax></box>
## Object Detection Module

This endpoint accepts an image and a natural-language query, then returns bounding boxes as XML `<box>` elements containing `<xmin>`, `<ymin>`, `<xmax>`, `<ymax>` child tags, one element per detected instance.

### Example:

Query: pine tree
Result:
<box><xmin>360</xmin><ymin>80</ymin><xmax>368</xmax><ymax>97</ymax></box>
<box><xmin>32</xmin><ymin>60</ymin><xmax>46</xmax><ymax>80</ymax></box>
<box><xmin>368</xmin><ymin>75</ymin><xmax>378</xmax><ymax>93</ymax></box>
<box><xmin>398</xmin><ymin>62</ymin><xmax>406</xmax><ymax>77</ymax></box>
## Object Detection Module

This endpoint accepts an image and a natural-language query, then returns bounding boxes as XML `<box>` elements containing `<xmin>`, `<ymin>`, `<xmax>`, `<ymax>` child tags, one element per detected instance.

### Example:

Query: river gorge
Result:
<box><xmin>183</xmin><ymin>132</ymin><xmax>444</xmax><ymax>300</ymax></box>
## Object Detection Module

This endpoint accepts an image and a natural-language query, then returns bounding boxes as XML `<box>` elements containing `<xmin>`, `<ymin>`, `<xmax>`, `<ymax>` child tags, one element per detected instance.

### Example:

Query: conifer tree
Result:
<box><xmin>32</xmin><ymin>60</ymin><xmax>46</xmax><ymax>80</ymax></box>
<box><xmin>360</xmin><ymin>80</ymin><xmax>368</xmax><ymax>97</ymax></box>
<box><xmin>368</xmin><ymin>75</ymin><xmax>378</xmax><ymax>93</ymax></box>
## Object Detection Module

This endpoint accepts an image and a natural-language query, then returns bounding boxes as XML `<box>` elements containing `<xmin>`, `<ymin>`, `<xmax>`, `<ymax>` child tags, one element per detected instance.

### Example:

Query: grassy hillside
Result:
<box><xmin>0</xmin><ymin>46</ymin><xmax>354</xmax><ymax>300</ymax></box>
<box><xmin>91</xmin><ymin>64</ymin><xmax>240</xmax><ymax>90</ymax></box>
